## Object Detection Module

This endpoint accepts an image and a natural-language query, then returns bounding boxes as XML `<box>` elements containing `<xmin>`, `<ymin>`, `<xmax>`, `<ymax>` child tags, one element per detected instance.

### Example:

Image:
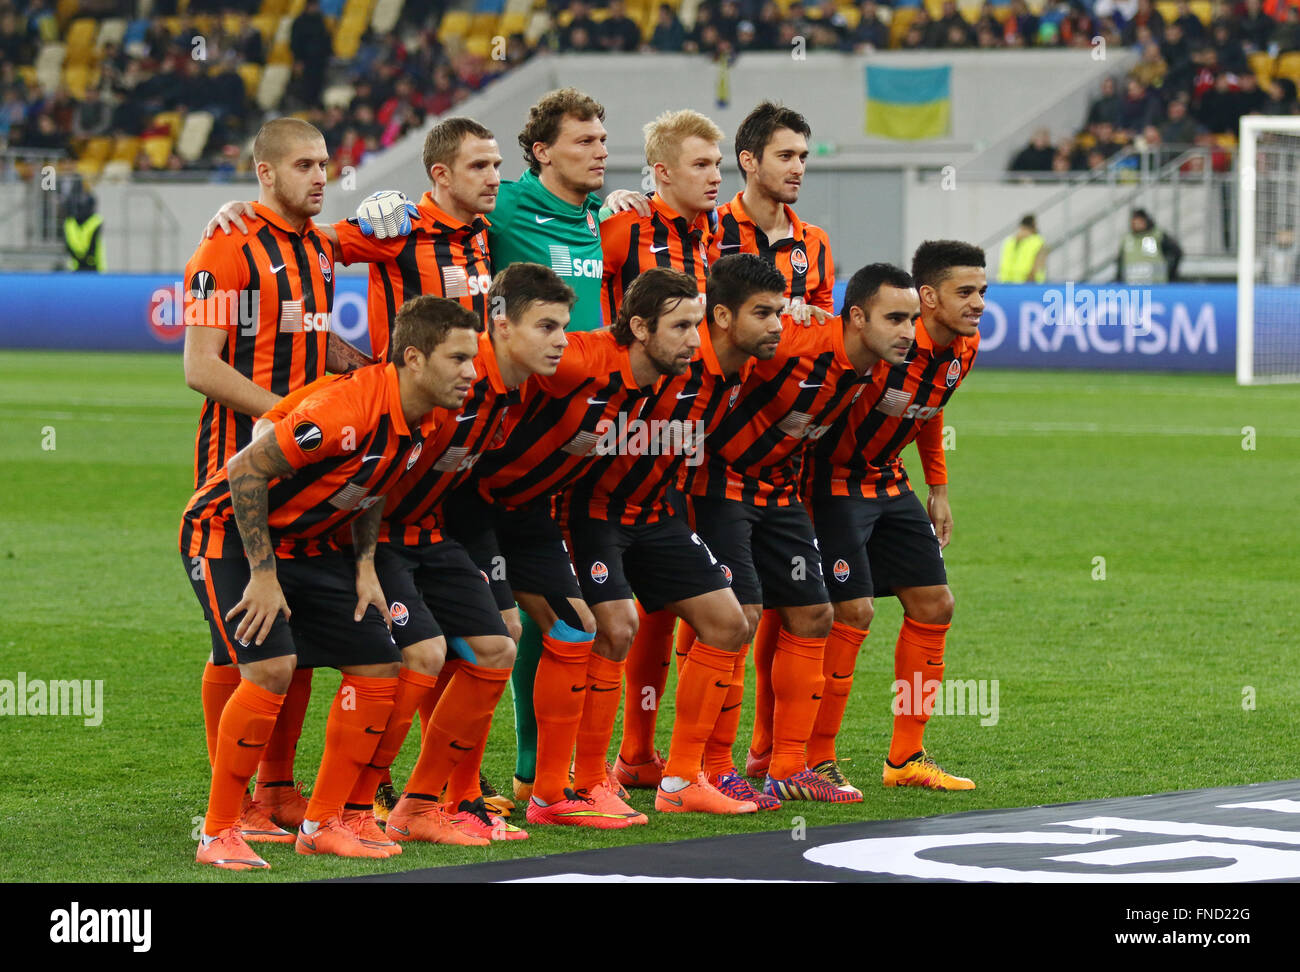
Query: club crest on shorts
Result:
<box><xmin>832</xmin><ymin>558</ymin><xmax>850</xmax><ymax>582</ymax></box>
<box><xmin>318</xmin><ymin>250</ymin><xmax>332</xmax><ymax>282</ymax></box>
<box><xmin>390</xmin><ymin>602</ymin><xmax>409</xmax><ymax>626</ymax></box>
<box><xmin>590</xmin><ymin>561</ymin><xmax>609</xmax><ymax>584</ymax></box>
<box><xmin>586</xmin><ymin>211</ymin><xmax>598</xmax><ymax>236</ymax></box>
<box><xmin>946</xmin><ymin>359</ymin><xmax>962</xmax><ymax>387</ymax></box>
<box><xmin>293</xmin><ymin>422</ymin><xmax>323</xmax><ymax>451</ymax></box>
<box><xmin>405</xmin><ymin>440</ymin><xmax>423</xmax><ymax>470</ymax></box>
<box><xmin>721</xmin><ymin>564</ymin><xmax>733</xmax><ymax>583</ymax></box>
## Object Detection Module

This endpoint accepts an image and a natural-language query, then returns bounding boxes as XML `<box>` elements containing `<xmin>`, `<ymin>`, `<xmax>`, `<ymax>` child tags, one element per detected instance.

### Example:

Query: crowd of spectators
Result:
<box><xmin>1009</xmin><ymin>0</ymin><xmax>1300</xmax><ymax>177</ymax></box>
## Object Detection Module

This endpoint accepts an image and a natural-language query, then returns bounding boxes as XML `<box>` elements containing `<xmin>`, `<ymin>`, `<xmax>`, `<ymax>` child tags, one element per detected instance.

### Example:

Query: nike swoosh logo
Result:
<box><xmin>456</xmin><ymin>413</ymin><xmax>478</xmax><ymax>422</ymax></box>
<box><xmin>268</xmin><ymin>263</ymin><xmax>286</xmax><ymax>273</ymax></box>
<box><xmin>236</xmin><ymin>737</ymin><xmax>265</xmax><ymax>747</ymax></box>
<box><xmin>811</xmin><ymin>694</ymin><xmax>822</xmax><ymax>700</ymax></box>
<box><xmin>721</xmin><ymin>703</ymin><xmax>741</xmax><ymax>712</ymax></box>
<box><xmin>362</xmin><ymin>454</ymin><xmax>385</xmax><ymax>462</ymax></box>
<box><xmin>676</xmin><ymin>392</ymin><xmax>698</xmax><ymax>399</ymax></box>
<box><xmin>535</xmin><ymin>216</ymin><xmax>554</xmax><ymax>224</ymax></box>
<box><xmin>925</xmin><ymin>660</ymin><xmax>944</xmax><ymax>666</ymax></box>
<box><xmin>590</xmin><ymin>685</ymin><xmax>618</xmax><ymax>692</ymax></box>
<box><xmin>297</xmin><ymin>835</ymin><xmax>316</xmax><ymax>850</ymax></box>
<box><xmin>714</xmin><ymin>680</ymin><xmax>729</xmax><ymax>688</ymax></box>
<box><xmin>364</xmin><ymin>726</ymin><xmax>384</xmax><ymax>734</ymax></box>
<box><xmin>387</xmin><ymin>824</ymin><xmax>409</xmax><ymax>836</ymax></box>
<box><xmin>570</xmin><ymin>685</ymin><xmax>586</xmax><ymax>692</ymax></box>
<box><xmin>829</xmin><ymin>672</ymin><xmax>852</xmax><ymax>679</ymax></box>
<box><xmin>649</xmin><ymin>244</ymin><xmax>670</xmax><ymax>253</ymax></box>
<box><xmin>659</xmin><ymin>792</ymin><xmax>684</xmax><ymax>807</ymax></box>
<box><xmin>717</xmin><ymin>243</ymin><xmax>742</xmax><ymax>249</ymax></box>
<box><xmin>798</xmin><ymin>380</ymin><xmax>823</xmax><ymax>389</ymax></box>
<box><xmin>449</xmin><ymin>740</ymin><xmax>473</xmax><ymax>750</ymax></box>
<box><xmin>587</xmin><ymin>398</ymin><xmax>609</xmax><ymax>406</ymax></box>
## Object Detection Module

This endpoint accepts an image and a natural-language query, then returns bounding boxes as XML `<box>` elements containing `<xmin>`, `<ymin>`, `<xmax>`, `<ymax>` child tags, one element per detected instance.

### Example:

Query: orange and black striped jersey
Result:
<box><xmin>709</xmin><ymin>192</ymin><xmax>834</xmax><ymax>312</ymax></box>
<box><xmin>184</xmin><ymin>202</ymin><xmax>336</xmax><ymax>488</ymax></box>
<box><xmin>563</xmin><ymin>322</ymin><xmax>752</xmax><ymax>526</ymax></box>
<box><xmin>682</xmin><ymin>316</ymin><xmax>878</xmax><ymax>507</ymax></box>
<box><xmin>804</xmin><ymin>319</ymin><xmax>979</xmax><ymax>501</ymax></box>
<box><xmin>180</xmin><ymin>362</ymin><xmax>427</xmax><ymax>561</ymax></box>
<box><xmin>378</xmin><ymin>332</ymin><xmax>521</xmax><ymax>546</ymax></box>
<box><xmin>470</xmin><ymin>330</ymin><xmax>661</xmax><ymax>512</ymax></box>
<box><xmin>333</xmin><ymin>192</ymin><xmax>492</xmax><ymax>358</ymax></box>
<box><xmin>600</xmin><ymin>194</ymin><xmax>711</xmax><ymax>324</ymax></box>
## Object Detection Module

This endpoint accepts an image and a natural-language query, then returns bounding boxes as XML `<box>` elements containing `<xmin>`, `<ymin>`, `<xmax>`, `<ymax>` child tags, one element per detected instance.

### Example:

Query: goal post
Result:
<box><xmin>1237</xmin><ymin>115</ymin><xmax>1300</xmax><ymax>385</ymax></box>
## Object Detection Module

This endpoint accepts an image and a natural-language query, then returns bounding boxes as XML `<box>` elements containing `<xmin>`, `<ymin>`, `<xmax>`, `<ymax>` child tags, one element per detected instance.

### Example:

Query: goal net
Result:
<box><xmin>1238</xmin><ymin>116</ymin><xmax>1300</xmax><ymax>385</ymax></box>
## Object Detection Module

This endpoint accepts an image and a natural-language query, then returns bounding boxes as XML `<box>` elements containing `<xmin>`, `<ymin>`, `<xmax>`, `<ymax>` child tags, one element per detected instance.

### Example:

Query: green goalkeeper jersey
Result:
<box><xmin>488</xmin><ymin>169</ymin><xmax>605</xmax><ymax>332</ymax></box>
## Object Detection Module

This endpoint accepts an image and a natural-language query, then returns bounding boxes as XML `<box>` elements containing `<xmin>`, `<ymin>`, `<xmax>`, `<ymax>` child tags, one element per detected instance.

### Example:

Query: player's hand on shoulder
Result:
<box><xmin>604</xmin><ymin>188</ymin><xmax>652</xmax><ymax>217</ymax></box>
<box><xmin>784</xmin><ymin>297</ymin><xmax>828</xmax><ymax>327</ymax></box>
<box><xmin>356</xmin><ymin>190</ymin><xmax>419</xmax><ymax>239</ymax></box>
<box><xmin>204</xmin><ymin>200</ymin><xmax>256</xmax><ymax>240</ymax></box>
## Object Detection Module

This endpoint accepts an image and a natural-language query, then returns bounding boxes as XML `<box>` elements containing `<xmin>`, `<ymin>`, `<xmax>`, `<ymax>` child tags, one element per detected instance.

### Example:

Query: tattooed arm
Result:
<box><xmin>224</xmin><ymin>433</ymin><xmax>296</xmax><ymax>645</ymax></box>
<box><xmin>350</xmin><ymin>502</ymin><xmax>392</xmax><ymax>626</ymax></box>
<box><xmin>326</xmin><ymin>332</ymin><xmax>375</xmax><ymax>374</ymax></box>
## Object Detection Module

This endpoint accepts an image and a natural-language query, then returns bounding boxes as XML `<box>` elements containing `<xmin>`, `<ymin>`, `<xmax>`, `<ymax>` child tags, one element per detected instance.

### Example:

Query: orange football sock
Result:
<box><xmin>703</xmin><ymin>641</ymin><xmax>750</xmax><ymax>778</ymax></box>
<box><xmin>418</xmin><ymin>656</ymin><xmax>459</xmax><ymax>739</ymax></box>
<box><xmin>748</xmin><ymin>609</ymin><xmax>781</xmax><ymax>757</ymax></box>
<box><xmin>405</xmin><ymin>661</ymin><xmax>510</xmax><ymax>800</ymax></box>
<box><xmin>201</xmin><ymin>662</ymin><xmax>242</xmax><ymax>767</ymax></box>
<box><xmin>807</xmin><ymin>622</ymin><xmax>869</xmax><ymax>766</ymax></box>
<box><xmin>303</xmin><ymin>674</ymin><xmax>397</xmax><ymax>822</ymax></box>
<box><xmin>204</xmin><ymin>679</ymin><xmax>284</xmax><ymax>834</ymax></box>
<box><xmin>769</xmin><ymin>629</ymin><xmax>826</xmax><ymax>779</ymax></box>
<box><xmin>888</xmin><ymin>617</ymin><xmax>949</xmax><ymax>766</ymax></box>
<box><xmin>443</xmin><ymin>717</ymin><xmax>491</xmax><ymax>807</ymax></box>
<box><xmin>256</xmin><ymin>666</ymin><xmax>312</xmax><ymax>784</ymax></box>
<box><xmin>346</xmin><ymin>667</ymin><xmax>437</xmax><ymax>808</ymax></box>
<box><xmin>619</xmin><ymin>605</ymin><xmax>676</xmax><ymax>764</ymax></box>
<box><xmin>573</xmin><ymin>652</ymin><xmax>625</xmax><ymax>793</ymax></box>
<box><xmin>533</xmin><ymin>628</ymin><xmax>593</xmax><ymax>803</ymax></box>
<box><xmin>663</xmin><ymin>641</ymin><xmax>734</xmax><ymax>780</ymax></box>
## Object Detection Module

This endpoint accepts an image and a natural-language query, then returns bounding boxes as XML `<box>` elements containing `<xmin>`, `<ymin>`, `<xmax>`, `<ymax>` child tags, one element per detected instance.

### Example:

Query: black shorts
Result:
<box><xmin>374</xmin><ymin>539</ymin><xmax>510</xmax><ymax>653</ymax></box>
<box><xmin>443</xmin><ymin>485</ymin><xmax>582</xmax><ymax>611</ymax></box>
<box><xmin>809</xmin><ymin>492</ymin><xmax>948</xmax><ymax>601</ymax></box>
<box><xmin>183</xmin><ymin>551</ymin><xmax>400</xmax><ymax>668</ymax></box>
<box><xmin>685</xmin><ymin>495</ymin><xmax>829</xmax><ymax>609</ymax></box>
<box><xmin>568</xmin><ymin>514</ymin><xmax>732</xmax><ymax>613</ymax></box>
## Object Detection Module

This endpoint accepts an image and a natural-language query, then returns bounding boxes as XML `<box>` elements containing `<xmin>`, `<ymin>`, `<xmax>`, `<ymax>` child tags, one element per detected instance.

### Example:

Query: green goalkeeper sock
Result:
<box><xmin>511</xmin><ymin>610</ymin><xmax>543</xmax><ymax>781</ymax></box>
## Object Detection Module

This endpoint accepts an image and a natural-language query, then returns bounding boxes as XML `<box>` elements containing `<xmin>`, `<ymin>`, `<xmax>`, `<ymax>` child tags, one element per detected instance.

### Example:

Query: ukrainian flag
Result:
<box><xmin>865</xmin><ymin>65</ymin><xmax>951</xmax><ymax>140</ymax></box>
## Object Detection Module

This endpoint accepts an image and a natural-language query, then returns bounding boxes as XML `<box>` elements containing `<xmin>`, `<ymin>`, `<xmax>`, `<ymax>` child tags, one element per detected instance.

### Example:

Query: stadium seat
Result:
<box><xmin>839</xmin><ymin>5</ymin><xmax>862</xmax><ymax>29</ymax></box>
<box><xmin>177</xmin><ymin>112</ymin><xmax>214</xmax><ymax>162</ymax></box>
<box><xmin>153</xmin><ymin>111</ymin><xmax>183</xmax><ymax>138</ymax></box>
<box><xmin>96</xmin><ymin>18</ymin><xmax>128</xmax><ymax>50</ymax></box>
<box><xmin>122</xmin><ymin>18</ymin><xmax>150</xmax><ymax>50</ymax></box>
<box><xmin>111</xmin><ymin>135</ymin><xmax>141</xmax><ymax>163</ymax></box>
<box><xmin>141</xmin><ymin>135</ymin><xmax>173</xmax><ymax>169</ymax></box>
<box><xmin>322</xmin><ymin>83</ymin><xmax>355</xmax><ymax>108</ymax></box>
<box><xmin>1249</xmin><ymin>51</ymin><xmax>1274</xmax><ymax>83</ymax></box>
<box><xmin>55</xmin><ymin>0</ymin><xmax>78</xmax><ymax>28</ymax></box>
<box><xmin>251</xmin><ymin>13</ymin><xmax>279</xmax><ymax>42</ymax></box>
<box><xmin>333</xmin><ymin>23</ymin><xmax>363</xmax><ymax>57</ymax></box>
<box><xmin>81</xmin><ymin>136</ymin><xmax>113</xmax><ymax>163</ymax></box>
<box><xmin>469</xmin><ymin>12</ymin><xmax>498</xmax><ymax>35</ymax></box>
<box><xmin>62</xmin><ymin>63</ymin><xmax>97</xmax><ymax>99</ymax></box>
<box><xmin>499</xmin><ymin>10</ymin><xmax>527</xmax><ymax>35</ymax></box>
<box><xmin>64</xmin><ymin>18</ymin><xmax>97</xmax><ymax>67</ymax></box>
<box><xmin>257</xmin><ymin>63</ymin><xmax>292</xmax><ymax>110</ymax></box>
<box><xmin>321</xmin><ymin>0</ymin><xmax>346</xmax><ymax>14</ymax></box>
<box><xmin>261</xmin><ymin>0</ymin><xmax>289</xmax><ymax>16</ymax></box>
<box><xmin>237</xmin><ymin>62</ymin><xmax>262</xmax><ymax>96</ymax></box>
<box><xmin>371</xmin><ymin>0</ymin><xmax>404</xmax><ymax>32</ymax></box>
<box><xmin>101</xmin><ymin>159</ymin><xmax>132</xmax><ymax>182</ymax></box>
<box><xmin>476</xmin><ymin>0</ymin><xmax>507</xmax><ymax>13</ymax></box>
<box><xmin>504</xmin><ymin>0</ymin><xmax>533</xmax><ymax>13</ymax></box>
<box><xmin>437</xmin><ymin>10</ymin><xmax>472</xmax><ymax>42</ymax></box>
<box><xmin>268</xmin><ymin>40</ymin><xmax>293</xmax><ymax>65</ymax></box>
<box><xmin>465</xmin><ymin>33</ymin><xmax>492</xmax><ymax>57</ymax></box>
<box><xmin>1155</xmin><ymin>1</ymin><xmax>1177</xmax><ymax>23</ymax></box>
<box><xmin>17</xmin><ymin>65</ymin><xmax>38</xmax><ymax>89</ymax></box>
<box><xmin>35</xmin><ymin>42</ymin><xmax>66</xmax><ymax>95</ymax></box>
<box><xmin>1189</xmin><ymin>0</ymin><xmax>1211</xmax><ymax>24</ymax></box>
<box><xmin>889</xmin><ymin>8</ymin><xmax>916</xmax><ymax>47</ymax></box>
<box><xmin>1276</xmin><ymin>50</ymin><xmax>1300</xmax><ymax>83</ymax></box>
<box><xmin>75</xmin><ymin>157</ymin><xmax>103</xmax><ymax>182</ymax></box>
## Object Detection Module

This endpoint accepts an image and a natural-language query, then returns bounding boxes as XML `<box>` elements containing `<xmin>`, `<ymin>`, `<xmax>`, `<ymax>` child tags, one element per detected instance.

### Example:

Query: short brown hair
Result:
<box><xmin>643</xmin><ymin>109</ymin><xmax>724</xmax><ymax>168</ymax></box>
<box><xmin>487</xmin><ymin>262</ymin><xmax>576</xmax><ymax>334</ymax></box>
<box><xmin>517</xmin><ymin>88</ymin><xmax>606</xmax><ymax>174</ymax></box>
<box><xmin>422</xmin><ymin>116</ymin><xmax>495</xmax><ymax>179</ymax></box>
<box><xmin>389</xmin><ymin>295</ymin><xmax>480</xmax><ymax>364</ymax></box>
<box><xmin>611</xmin><ymin>267</ymin><xmax>700</xmax><ymax>345</ymax></box>
<box><xmin>733</xmin><ymin>101</ymin><xmax>810</xmax><ymax>173</ymax></box>
<box><xmin>252</xmin><ymin>117</ymin><xmax>324</xmax><ymax>165</ymax></box>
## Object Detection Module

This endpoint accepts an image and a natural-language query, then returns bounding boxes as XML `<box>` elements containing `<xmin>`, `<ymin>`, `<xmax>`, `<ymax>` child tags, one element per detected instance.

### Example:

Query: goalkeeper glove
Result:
<box><xmin>355</xmin><ymin>190</ymin><xmax>419</xmax><ymax>239</ymax></box>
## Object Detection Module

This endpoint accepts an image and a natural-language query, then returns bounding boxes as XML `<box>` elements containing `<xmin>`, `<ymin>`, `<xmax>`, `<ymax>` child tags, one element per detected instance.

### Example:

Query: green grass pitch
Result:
<box><xmin>1</xmin><ymin>350</ymin><xmax>1297</xmax><ymax>882</ymax></box>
